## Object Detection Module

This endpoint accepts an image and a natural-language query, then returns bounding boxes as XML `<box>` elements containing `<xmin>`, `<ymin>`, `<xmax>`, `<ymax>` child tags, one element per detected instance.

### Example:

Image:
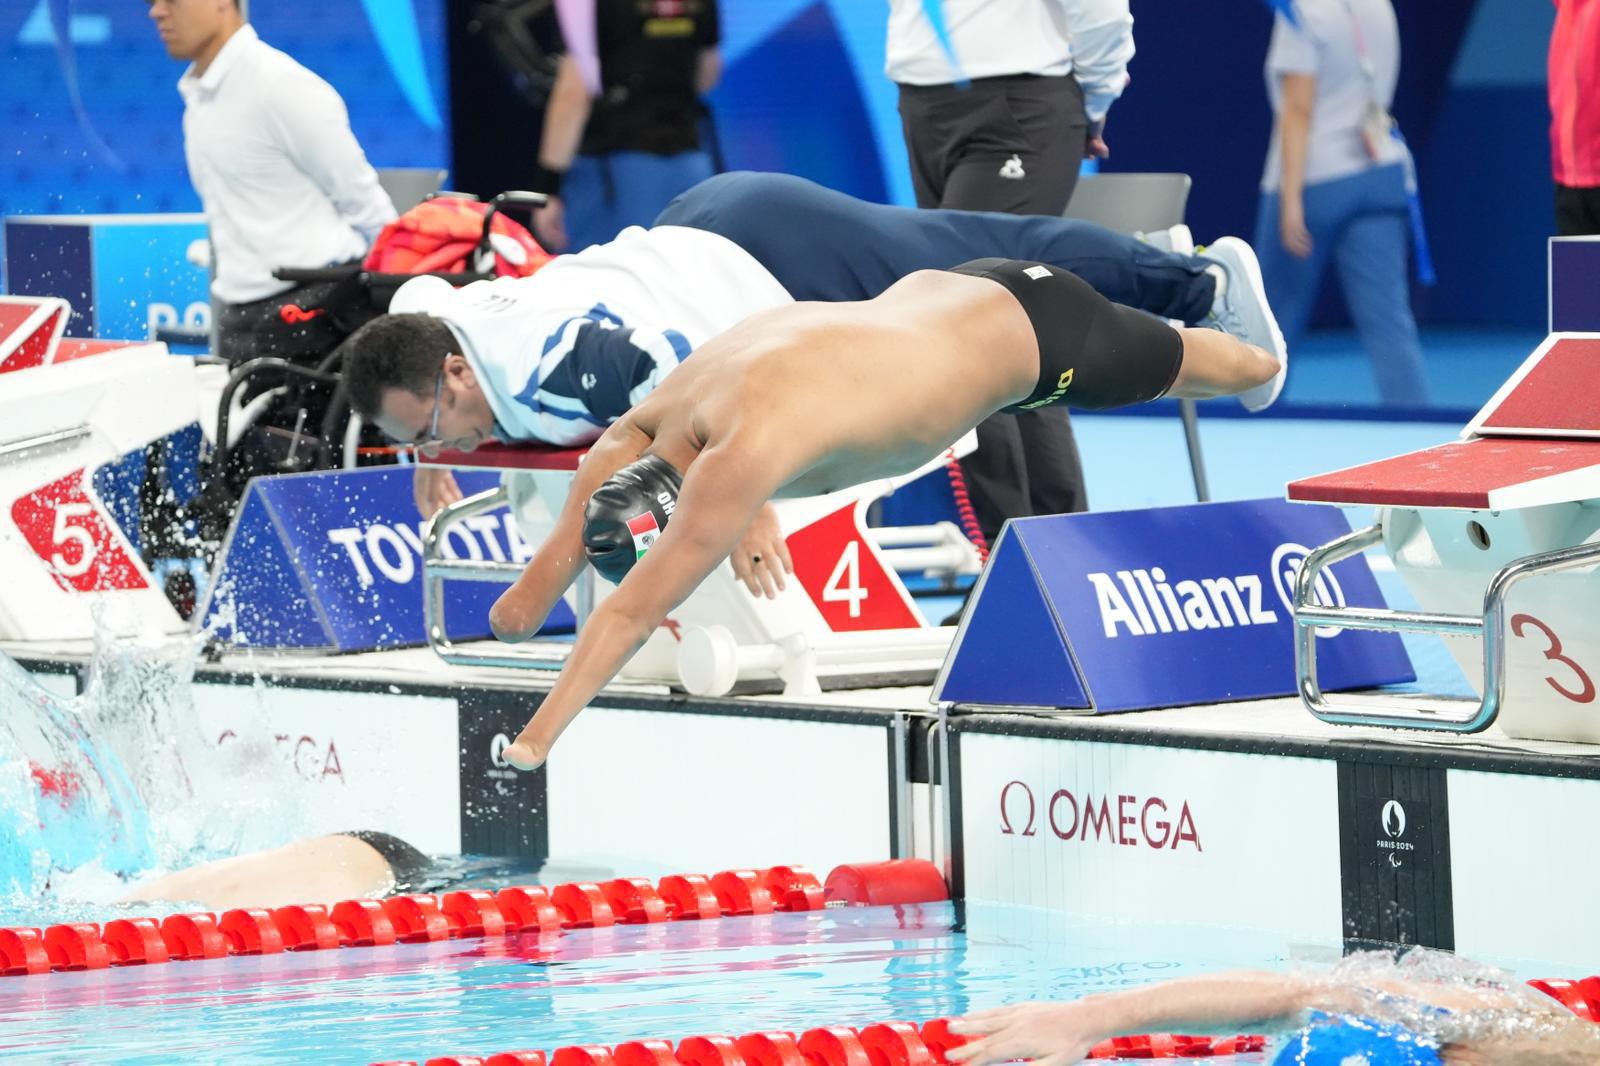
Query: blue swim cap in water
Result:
<box><xmin>1273</xmin><ymin>1014</ymin><xmax>1442</xmax><ymax>1066</ymax></box>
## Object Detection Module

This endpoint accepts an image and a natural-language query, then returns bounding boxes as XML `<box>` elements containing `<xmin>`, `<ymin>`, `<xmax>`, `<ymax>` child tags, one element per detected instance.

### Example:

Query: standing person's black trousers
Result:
<box><xmin>1556</xmin><ymin>184</ymin><xmax>1600</xmax><ymax>237</ymax></box>
<box><xmin>897</xmin><ymin>73</ymin><xmax>1093</xmax><ymax>541</ymax></box>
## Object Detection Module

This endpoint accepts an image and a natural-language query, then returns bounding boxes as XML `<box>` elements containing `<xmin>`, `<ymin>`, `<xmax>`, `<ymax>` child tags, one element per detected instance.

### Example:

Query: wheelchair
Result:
<box><xmin>142</xmin><ymin>191</ymin><xmax>548</xmax><ymax>615</ymax></box>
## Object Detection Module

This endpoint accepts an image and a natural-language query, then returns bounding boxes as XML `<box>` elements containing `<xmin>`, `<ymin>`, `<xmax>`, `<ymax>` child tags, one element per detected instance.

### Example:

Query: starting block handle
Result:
<box><xmin>0</xmin><ymin>426</ymin><xmax>91</xmax><ymax>465</ymax></box>
<box><xmin>423</xmin><ymin>484</ymin><xmax>568</xmax><ymax>669</ymax></box>
<box><xmin>1295</xmin><ymin>524</ymin><xmax>1600</xmax><ymax>733</ymax></box>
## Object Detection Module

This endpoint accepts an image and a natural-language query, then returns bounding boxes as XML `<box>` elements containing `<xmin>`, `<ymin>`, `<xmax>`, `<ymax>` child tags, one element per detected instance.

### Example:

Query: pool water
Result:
<box><xmin>5</xmin><ymin>898</ymin><xmax>1573</xmax><ymax>1065</ymax></box>
<box><xmin>2</xmin><ymin>901</ymin><xmax>1326</xmax><ymax>1065</ymax></box>
<box><xmin>0</xmin><ymin>413</ymin><xmax>1551</xmax><ymax>1063</ymax></box>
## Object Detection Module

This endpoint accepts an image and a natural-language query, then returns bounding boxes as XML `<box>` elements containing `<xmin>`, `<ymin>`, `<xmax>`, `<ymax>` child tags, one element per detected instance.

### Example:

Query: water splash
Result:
<box><xmin>1299</xmin><ymin>947</ymin><xmax>1600</xmax><ymax>1062</ymax></box>
<box><xmin>0</xmin><ymin>603</ymin><xmax>310</xmax><ymax>923</ymax></box>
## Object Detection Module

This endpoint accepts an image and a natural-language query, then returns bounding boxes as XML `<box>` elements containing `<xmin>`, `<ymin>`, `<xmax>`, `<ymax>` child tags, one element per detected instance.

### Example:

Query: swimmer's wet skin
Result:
<box><xmin>943</xmin><ymin>962</ymin><xmax>1600</xmax><ymax>1066</ymax></box>
<box><xmin>489</xmin><ymin>261</ymin><xmax>1279</xmax><ymax>771</ymax></box>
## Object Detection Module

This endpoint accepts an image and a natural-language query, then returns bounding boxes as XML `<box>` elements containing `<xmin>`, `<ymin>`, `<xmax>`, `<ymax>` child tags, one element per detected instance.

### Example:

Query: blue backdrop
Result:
<box><xmin>0</xmin><ymin>0</ymin><xmax>1562</xmax><ymax>328</ymax></box>
<box><xmin>709</xmin><ymin>0</ymin><xmax>1557</xmax><ymax>331</ymax></box>
<box><xmin>0</xmin><ymin>0</ymin><xmax>449</xmax><ymax>289</ymax></box>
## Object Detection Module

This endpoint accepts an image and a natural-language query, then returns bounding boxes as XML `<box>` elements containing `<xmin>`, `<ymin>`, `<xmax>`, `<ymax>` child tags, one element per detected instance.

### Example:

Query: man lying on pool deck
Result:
<box><xmin>484</xmin><ymin>257</ymin><xmax>1282</xmax><ymax>772</ymax></box>
<box><xmin>343</xmin><ymin>171</ymin><xmax>1284</xmax><ymax>597</ymax></box>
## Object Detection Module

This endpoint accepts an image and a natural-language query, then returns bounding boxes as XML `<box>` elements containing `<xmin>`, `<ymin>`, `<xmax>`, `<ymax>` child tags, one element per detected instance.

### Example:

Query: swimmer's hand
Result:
<box><xmin>501</xmin><ymin>734</ymin><xmax>549</xmax><ymax>772</ymax></box>
<box><xmin>948</xmin><ymin>1001</ymin><xmax>1101</xmax><ymax>1066</ymax></box>
<box><xmin>415</xmin><ymin>467</ymin><xmax>464</xmax><ymax>519</ymax></box>
<box><xmin>731</xmin><ymin>503</ymin><xmax>793</xmax><ymax>599</ymax></box>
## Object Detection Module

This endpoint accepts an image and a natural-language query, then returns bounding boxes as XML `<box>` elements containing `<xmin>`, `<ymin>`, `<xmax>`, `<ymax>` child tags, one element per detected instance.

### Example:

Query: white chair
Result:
<box><xmin>1063</xmin><ymin>172</ymin><xmax>1210</xmax><ymax>501</ymax></box>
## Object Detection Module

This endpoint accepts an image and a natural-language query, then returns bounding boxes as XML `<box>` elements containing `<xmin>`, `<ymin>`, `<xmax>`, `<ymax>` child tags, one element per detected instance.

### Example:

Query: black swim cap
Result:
<box><xmin>582</xmin><ymin>454</ymin><xmax>684</xmax><ymax>584</ymax></box>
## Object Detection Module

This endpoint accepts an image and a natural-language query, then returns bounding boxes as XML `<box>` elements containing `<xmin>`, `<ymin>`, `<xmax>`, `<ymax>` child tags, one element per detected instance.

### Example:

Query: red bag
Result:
<box><xmin>364</xmin><ymin>197</ymin><xmax>552</xmax><ymax>278</ymax></box>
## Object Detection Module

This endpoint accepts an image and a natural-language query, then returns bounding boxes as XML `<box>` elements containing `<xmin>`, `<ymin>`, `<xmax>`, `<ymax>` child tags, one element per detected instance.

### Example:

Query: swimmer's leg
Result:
<box><xmin>958</xmin><ymin>259</ymin><xmax>1280</xmax><ymax>413</ymax></box>
<box><xmin>115</xmin><ymin>834</ymin><xmax>397</xmax><ymax>910</ymax></box>
<box><xmin>1168</xmin><ymin>326</ymin><xmax>1282</xmax><ymax>410</ymax></box>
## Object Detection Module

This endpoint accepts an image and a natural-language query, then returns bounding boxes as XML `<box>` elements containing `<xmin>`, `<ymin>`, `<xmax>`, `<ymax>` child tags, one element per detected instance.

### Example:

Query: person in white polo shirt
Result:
<box><xmin>148</xmin><ymin>0</ymin><xmax>396</xmax><ymax>365</ymax></box>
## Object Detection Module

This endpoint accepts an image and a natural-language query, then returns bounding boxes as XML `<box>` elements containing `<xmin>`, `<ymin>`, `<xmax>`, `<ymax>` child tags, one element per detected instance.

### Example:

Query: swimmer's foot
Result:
<box><xmin>1198</xmin><ymin>236</ymin><xmax>1288</xmax><ymax>413</ymax></box>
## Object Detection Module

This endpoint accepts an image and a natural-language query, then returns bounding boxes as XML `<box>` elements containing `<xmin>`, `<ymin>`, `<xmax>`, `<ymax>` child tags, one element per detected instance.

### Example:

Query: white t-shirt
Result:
<box><xmin>1259</xmin><ymin>0</ymin><xmax>1404</xmax><ymax>192</ymax></box>
<box><xmin>179</xmin><ymin>26</ymin><xmax>396</xmax><ymax>304</ymax></box>
<box><xmin>390</xmin><ymin>225</ymin><xmax>793</xmax><ymax>446</ymax></box>
<box><xmin>885</xmin><ymin>0</ymin><xmax>1134</xmax><ymax>122</ymax></box>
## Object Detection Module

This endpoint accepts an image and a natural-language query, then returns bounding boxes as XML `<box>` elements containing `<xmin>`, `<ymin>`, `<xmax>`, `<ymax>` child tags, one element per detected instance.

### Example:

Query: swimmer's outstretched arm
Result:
<box><xmin>949</xmin><ymin>972</ymin><xmax>1327</xmax><ymax>1066</ymax></box>
<box><xmin>502</xmin><ymin>444</ymin><xmax>785</xmax><ymax>771</ymax></box>
<box><xmin>949</xmin><ymin>969</ymin><xmax>1517</xmax><ymax>1066</ymax></box>
<box><xmin>489</xmin><ymin>420</ymin><xmax>654</xmax><ymax>643</ymax></box>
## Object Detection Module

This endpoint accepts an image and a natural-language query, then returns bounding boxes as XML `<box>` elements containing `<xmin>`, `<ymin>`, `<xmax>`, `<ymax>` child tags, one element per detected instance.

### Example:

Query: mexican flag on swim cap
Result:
<box><xmin>626</xmin><ymin>512</ymin><xmax>661</xmax><ymax>560</ymax></box>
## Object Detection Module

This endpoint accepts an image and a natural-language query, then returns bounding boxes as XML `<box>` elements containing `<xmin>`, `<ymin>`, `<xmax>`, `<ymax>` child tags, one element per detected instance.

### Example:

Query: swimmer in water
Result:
<box><xmin>487</xmin><ymin>258</ymin><xmax>1283</xmax><ymax>772</ymax></box>
<box><xmin>944</xmin><ymin>951</ymin><xmax>1600</xmax><ymax>1066</ymax></box>
<box><xmin>115</xmin><ymin>831</ymin><xmax>441</xmax><ymax>910</ymax></box>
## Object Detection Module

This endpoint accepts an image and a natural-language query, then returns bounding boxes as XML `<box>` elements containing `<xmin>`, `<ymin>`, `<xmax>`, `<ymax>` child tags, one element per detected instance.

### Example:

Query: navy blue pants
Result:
<box><xmin>1255</xmin><ymin>164</ymin><xmax>1426</xmax><ymax>405</ymax></box>
<box><xmin>656</xmin><ymin>171</ymin><xmax>1216</xmax><ymax>324</ymax></box>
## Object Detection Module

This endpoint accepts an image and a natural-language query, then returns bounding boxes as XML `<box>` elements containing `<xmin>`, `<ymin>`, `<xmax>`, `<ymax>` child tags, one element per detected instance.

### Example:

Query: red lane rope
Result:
<box><xmin>377</xmin><ymin>1017</ymin><xmax>1269</xmax><ymax>1066</ymax></box>
<box><xmin>0</xmin><ymin>866</ymin><xmax>823</xmax><ymax>977</ymax></box>
<box><xmin>1528</xmin><ymin>976</ymin><xmax>1600</xmax><ymax>1022</ymax></box>
<box><xmin>0</xmin><ymin>860</ymin><xmax>948</xmax><ymax>979</ymax></box>
<box><xmin>388</xmin><ymin>977</ymin><xmax>1600</xmax><ymax>1066</ymax></box>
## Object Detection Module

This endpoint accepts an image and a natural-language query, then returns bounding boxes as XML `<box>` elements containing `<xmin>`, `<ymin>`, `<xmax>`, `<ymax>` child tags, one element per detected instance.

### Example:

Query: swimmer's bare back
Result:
<box><xmin>622</xmin><ymin>270</ymin><xmax>1043</xmax><ymax>496</ymax></box>
<box><xmin>491</xmin><ymin>267</ymin><xmax>1269</xmax><ymax>772</ymax></box>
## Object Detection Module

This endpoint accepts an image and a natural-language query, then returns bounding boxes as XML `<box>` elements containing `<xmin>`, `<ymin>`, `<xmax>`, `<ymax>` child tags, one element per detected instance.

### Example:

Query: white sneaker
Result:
<box><xmin>1198</xmin><ymin>236</ymin><xmax>1287</xmax><ymax>413</ymax></box>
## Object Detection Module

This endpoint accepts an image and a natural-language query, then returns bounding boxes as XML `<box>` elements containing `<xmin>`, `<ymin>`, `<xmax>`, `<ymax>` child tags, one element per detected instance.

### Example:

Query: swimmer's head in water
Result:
<box><xmin>583</xmin><ymin>454</ymin><xmax>684</xmax><ymax>584</ymax></box>
<box><xmin>1274</xmin><ymin>1014</ymin><xmax>1441</xmax><ymax>1066</ymax></box>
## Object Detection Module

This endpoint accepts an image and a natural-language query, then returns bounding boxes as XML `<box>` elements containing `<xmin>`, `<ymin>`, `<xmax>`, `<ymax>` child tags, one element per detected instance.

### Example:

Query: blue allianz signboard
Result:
<box><xmin>936</xmin><ymin>498</ymin><xmax>1414</xmax><ymax>712</ymax></box>
<box><xmin>197</xmin><ymin>466</ymin><xmax>570</xmax><ymax>652</ymax></box>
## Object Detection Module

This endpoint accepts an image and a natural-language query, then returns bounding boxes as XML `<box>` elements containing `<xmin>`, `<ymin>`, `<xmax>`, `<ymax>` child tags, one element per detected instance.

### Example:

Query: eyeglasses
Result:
<box><xmin>414</xmin><ymin>364</ymin><xmax>447</xmax><ymax>457</ymax></box>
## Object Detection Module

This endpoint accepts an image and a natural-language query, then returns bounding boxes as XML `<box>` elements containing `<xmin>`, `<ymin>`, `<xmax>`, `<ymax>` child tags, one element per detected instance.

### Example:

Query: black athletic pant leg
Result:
<box><xmin>1556</xmin><ymin>184</ymin><xmax>1600</xmax><ymax>237</ymax></box>
<box><xmin>896</xmin><ymin>74</ymin><xmax>1091</xmax><ymax>543</ymax></box>
<box><xmin>897</xmin><ymin>75</ymin><xmax>1089</xmax><ymax>218</ymax></box>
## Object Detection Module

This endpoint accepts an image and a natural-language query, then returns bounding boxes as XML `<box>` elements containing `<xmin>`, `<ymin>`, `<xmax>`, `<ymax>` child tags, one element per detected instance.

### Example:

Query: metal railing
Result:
<box><xmin>1294</xmin><ymin>523</ymin><xmax>1600</xmax><ymax>732</ymax></box>
<box><xmin>422</xmin><ymin>484</ymin><xmax>976</xmax><ymax>673</ymax></box>
<box><xmin>421</xmin><ymin>484</ymin><xmax>593</xmax><ymax>669</ymax></box>
<box><xmin>0</xmin><ymin>426</ymin><xmax>90</xmax><ymax>463</ymax></box>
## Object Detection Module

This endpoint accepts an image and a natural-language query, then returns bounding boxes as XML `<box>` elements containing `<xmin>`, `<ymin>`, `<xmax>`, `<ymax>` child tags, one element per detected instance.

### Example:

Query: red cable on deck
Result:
<box><xmin>943</xmin><ymin>451</ymin><xmax>988</xmax><ymax>562</ymax></box>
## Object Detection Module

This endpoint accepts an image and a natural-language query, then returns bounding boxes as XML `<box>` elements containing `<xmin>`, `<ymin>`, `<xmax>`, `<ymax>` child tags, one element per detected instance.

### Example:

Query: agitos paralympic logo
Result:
<box><xmin>998</xmin><ymin>781</ymin><xmax>1202</xmax><ymax>851</ymax></box>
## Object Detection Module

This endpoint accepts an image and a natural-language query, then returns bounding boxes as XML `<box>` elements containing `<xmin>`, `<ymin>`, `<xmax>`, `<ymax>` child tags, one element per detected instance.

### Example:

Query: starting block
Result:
<box><xmin>1288</xmin><ymin>330</ymin><xmax>1600</xmax><ymax>740</ymax></box>
<box><xmin>420</xmin><ymin>438</ymin><xmax>985</xmax><ymax>695</ymax></box>
<box><xmin>0</xmin><ymin>297</ymin><xmax>198</xmax><ymax>641</ymax></box>
<box><xmin>0</xmin><ymin>296</ymin><xmax>69</xmax><ymax>374</ymax></box>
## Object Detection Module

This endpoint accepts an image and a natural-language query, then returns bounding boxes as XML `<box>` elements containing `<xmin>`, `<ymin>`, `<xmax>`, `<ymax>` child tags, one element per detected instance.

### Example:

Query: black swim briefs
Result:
<box><xmin>341</xmin><ymin>829</ymin><xmax>442</xmax><ymax>894</ymax></box>
<box><xmin>950</xmin><ymin>258</ymin><xmax>1184</xmax><ymax>412</ymax></box>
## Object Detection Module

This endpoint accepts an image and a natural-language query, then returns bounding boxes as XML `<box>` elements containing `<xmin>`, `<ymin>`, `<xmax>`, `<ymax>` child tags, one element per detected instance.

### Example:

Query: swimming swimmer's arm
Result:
<box><xmin>949</xmin><ymin>972</ymin><xmax>1324</xmax><ymax>1066</ymax></box>
<box><xmin>502</xmin><ymin>445</ymin><xmax>784</xmax><ymax>770</ymax></box>
<box><xmin>488</xmin><ymin>421</ymin><xmax>653</xmax><ymax>643</ymax></box>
